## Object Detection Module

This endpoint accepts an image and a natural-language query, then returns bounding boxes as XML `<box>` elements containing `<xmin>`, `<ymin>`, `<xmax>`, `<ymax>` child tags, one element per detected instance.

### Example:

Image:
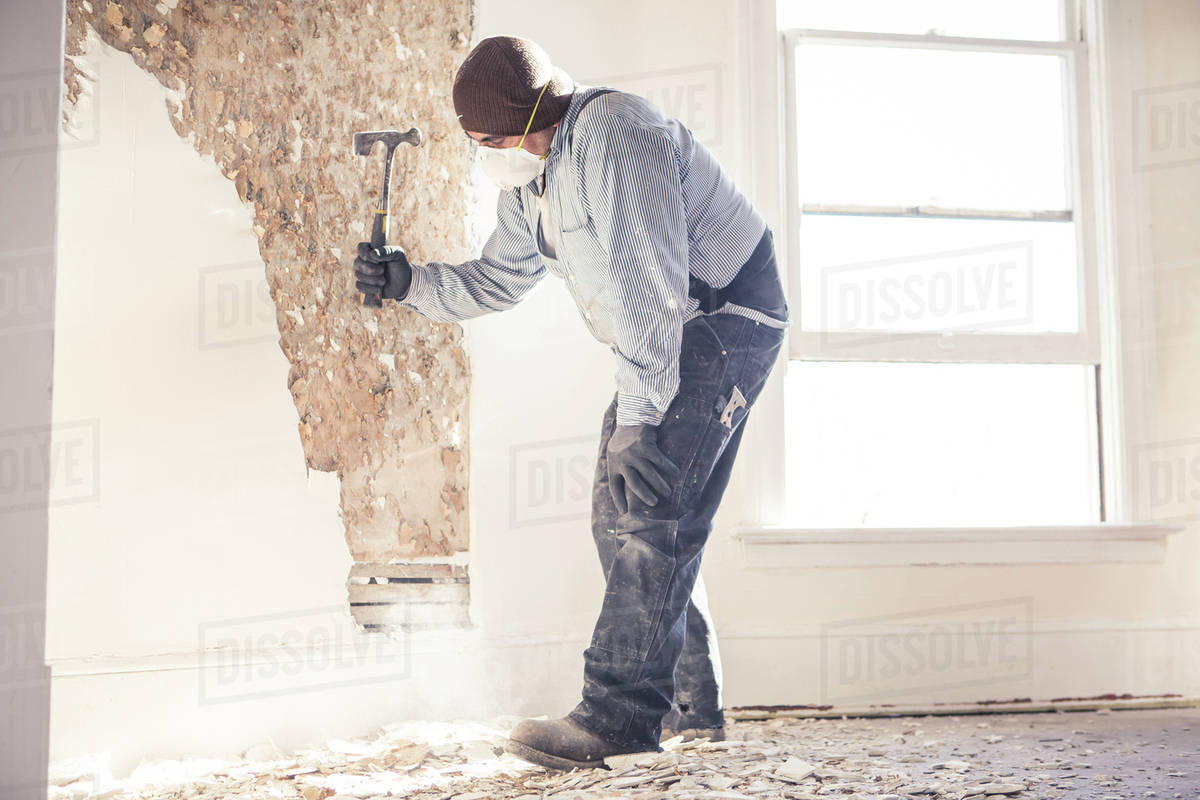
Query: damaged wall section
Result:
<box><xmin>63</xmin><ymin>0</ymin><xmax>475</xmax><ymax>560</ymax></box>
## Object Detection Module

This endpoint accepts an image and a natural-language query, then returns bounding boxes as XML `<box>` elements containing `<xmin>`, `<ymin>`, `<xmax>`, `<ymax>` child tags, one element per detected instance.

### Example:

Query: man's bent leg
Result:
<box><xmin>660</xmin><ymin>399</ymin><xmax>751</xmax><ymax>734</ymax></box>
<box><xmin>593</xmin><ymin>394</ymin><xmax>725</xmax><ymax>736</ymax></box>
<box><xmin>662</xmin><ymin>570</ymin><xmax>725</xmax><ymax>733</ymax></box>
<box><xmin>569</xmin><ymin>316</ymin><xmax>784</xmax><ymax>748</ymax></box>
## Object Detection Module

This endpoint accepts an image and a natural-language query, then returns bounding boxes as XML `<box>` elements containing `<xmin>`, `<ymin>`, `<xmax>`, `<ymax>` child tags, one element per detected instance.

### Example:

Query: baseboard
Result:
<box><xmin>730</xmin><ymin>695</ymin><xmax>1200</xmax><ymax>719</ymax></box>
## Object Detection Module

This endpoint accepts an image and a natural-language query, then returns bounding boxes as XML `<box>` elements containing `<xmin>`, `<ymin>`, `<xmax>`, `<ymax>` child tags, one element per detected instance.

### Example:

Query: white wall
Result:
<box><xmin>1</xmin><ymin>0</ymin><xmax>62</xmax><ymax>791</ymax></box>
<box><xmin>48</xmin><ymin>29</ymin><xmax>497</xmax><ymax>776</ymax></box>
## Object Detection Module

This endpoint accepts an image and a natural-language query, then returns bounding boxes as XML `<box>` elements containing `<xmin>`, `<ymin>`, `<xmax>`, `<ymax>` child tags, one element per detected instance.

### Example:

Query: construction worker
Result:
<box><xmin>354</xmin><ymin>35</ymin><xmax>789</xmax><ymax>770</ymax></box>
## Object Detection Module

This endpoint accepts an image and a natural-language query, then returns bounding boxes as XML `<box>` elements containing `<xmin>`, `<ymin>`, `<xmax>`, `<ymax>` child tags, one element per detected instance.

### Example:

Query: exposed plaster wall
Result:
<box><xmin>63</xmin><ymin>0</ymin><xmax>474</xmax><ymax>560</ymax></box>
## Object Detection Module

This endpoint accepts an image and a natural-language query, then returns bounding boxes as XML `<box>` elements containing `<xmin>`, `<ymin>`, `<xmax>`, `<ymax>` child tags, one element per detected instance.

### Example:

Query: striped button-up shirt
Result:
<box><xmin>399</xmin><ymin>85</ymin><xmax>782</xmax><ymax>425</ymax></box>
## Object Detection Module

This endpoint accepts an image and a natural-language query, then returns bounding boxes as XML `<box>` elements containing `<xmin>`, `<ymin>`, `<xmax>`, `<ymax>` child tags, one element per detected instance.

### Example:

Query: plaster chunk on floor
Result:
<box><xmin>46</xmin><ymin>707</ymin><xmax>1200</xmax><ymax>800</ymax></box>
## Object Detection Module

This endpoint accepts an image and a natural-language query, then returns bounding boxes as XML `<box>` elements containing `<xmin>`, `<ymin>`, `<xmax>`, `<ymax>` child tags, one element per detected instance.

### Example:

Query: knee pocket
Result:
<box><xmin>591</xmin><ymin>524</ymin><xmax>678</xmax><ymax>660</ymax></box>
<box><xmin>614</xmin><ymin>518</ymin><xmax>678</xmax><ymax>557</ymax></box>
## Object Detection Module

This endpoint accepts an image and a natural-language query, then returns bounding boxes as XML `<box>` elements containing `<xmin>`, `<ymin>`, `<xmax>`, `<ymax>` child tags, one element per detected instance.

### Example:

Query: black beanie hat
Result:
<box><xmin>452</xmin><ymin>36</ymin><xmax>575</xmax><ymax>136</ymax></box>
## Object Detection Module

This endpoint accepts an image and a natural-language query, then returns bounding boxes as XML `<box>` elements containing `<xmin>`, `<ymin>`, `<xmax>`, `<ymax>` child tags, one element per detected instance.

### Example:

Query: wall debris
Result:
<box><xmin>63</xmin><ymin>0</ymin><xmax>475</xmax><ymax>560</ymax></box>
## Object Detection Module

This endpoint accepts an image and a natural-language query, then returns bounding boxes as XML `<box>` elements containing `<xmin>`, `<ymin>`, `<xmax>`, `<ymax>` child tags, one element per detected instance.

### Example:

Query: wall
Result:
<box><xmin>1124</xmin><ymin>0</ymin><xmax>1200</xmax><ymax>686</ymax></box>
<box><xmin>1</xmin><ymin>1</ymin><xmax>63</xmax><ymax>796</ymax></box>
<box><xmin>48</xmin><ymin>0</ymin><xmax>486</xmax><ymax>777</ymax></box>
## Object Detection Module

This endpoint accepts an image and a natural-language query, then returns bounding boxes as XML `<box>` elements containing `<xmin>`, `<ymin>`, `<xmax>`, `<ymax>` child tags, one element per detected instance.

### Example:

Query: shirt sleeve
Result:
<box><xmin>398</xmin><ymin>188</ymin><xmax>546</xmax><ymax>322</ymax></box>
<box><xmin>577</xmin><ymin>110</ymin><xmax>690</xmax><ymax>427</ymax></box>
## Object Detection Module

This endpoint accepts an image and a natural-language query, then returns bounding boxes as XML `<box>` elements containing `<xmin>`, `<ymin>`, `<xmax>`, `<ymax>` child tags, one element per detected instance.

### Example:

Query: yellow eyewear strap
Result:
<box><xmin>516</xmin><ymin>80</ymin><xmax>552</xmax><ymax>160</ymax></box>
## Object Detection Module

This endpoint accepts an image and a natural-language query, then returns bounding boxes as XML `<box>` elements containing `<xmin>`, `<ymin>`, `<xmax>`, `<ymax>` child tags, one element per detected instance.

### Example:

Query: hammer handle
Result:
<box><xmin>362</xmin><ymin>210</ymin><xmax>387</xmax><ymax>307</ymax></box>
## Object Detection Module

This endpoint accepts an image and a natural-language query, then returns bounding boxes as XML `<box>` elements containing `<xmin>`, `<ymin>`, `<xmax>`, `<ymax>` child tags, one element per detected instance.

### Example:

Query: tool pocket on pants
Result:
<box><xmin>589</xmin><ymin>517</ymin><xmax>679</xmax><ymax>661</ymax></box>
<box><xmin>675</xmin><ymin>393</ymin><xmax>739</xmax><ymax>516</ymax></box>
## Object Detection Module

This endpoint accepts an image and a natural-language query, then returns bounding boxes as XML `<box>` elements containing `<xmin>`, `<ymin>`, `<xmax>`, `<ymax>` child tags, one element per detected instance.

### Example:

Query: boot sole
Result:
<box><xmin>504</xmin><ymin>738</ymin><xmax>606</xmax><ymax>771</ymax></box>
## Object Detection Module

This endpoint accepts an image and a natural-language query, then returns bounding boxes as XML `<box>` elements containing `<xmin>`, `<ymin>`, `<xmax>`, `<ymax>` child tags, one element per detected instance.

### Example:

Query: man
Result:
<box><xmin>354</xmin><ymin>35</ymin><xmax>789</xmax><ymax>770</ymax></box>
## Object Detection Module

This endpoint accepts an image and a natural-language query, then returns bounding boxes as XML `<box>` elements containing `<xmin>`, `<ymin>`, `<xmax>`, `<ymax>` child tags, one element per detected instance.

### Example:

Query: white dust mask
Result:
<box><xmin>479</xmin><ymin>145</ymin><xmax>547</xmax><ymax>190</ymax></box>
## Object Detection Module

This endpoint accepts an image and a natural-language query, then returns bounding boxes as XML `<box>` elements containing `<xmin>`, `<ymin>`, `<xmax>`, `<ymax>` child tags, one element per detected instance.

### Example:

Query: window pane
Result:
<box><xmin>779</xmin><ymin>0</ymin><xmax>1064</xmax><ymax>42</ymax></box>
<box><xmin>795</xmin><ymin>46</ymin><xmax>1070</xmax><ymax>210</ymax></box>
<box><xmin>784</xmin><ymin>362</ymin><xmax>1099</xmax><ymax>527</ymax></box>
<box><xmin>798</xmin><ymin>215</ymin><xmax>1080</xmax><ymax>335</ymax></box>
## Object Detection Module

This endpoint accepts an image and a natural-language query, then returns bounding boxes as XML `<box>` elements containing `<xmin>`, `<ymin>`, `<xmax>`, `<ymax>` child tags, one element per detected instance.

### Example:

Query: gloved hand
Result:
<box><xmin>607</xmin><ymin>423</ymin><xmax>681</xmax><ymax>514</ymax></box>
<box><xmin>354</xmin><ymin>242</ymin><xmax>413</xmax><ymax>301</ymax></box>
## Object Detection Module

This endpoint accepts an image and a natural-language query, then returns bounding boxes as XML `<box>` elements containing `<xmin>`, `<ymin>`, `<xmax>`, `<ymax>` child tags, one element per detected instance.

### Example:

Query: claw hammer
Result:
<box><xmin>353</xmin><ymin>127</ymin><xmax>423</xmax><ymax>307</ymax></box>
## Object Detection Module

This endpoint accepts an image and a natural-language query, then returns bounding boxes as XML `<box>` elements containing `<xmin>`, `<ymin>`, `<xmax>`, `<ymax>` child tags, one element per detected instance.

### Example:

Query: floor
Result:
<box><xmin>50</xmin><ymin>707</ymin><xmax>1199</xmax><ymax>799</ymax></box>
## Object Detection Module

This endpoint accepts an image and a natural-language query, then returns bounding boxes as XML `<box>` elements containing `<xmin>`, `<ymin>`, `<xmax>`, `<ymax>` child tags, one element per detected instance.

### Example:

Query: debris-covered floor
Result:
<box><xmin>50</xmin><ymin>707</ymin><xmax>1199</xmax><ymax>800</ymax></box>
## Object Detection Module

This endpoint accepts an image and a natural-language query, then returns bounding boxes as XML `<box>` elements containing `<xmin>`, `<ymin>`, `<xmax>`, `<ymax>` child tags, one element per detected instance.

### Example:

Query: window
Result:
<box><xmin>780</xmin><ymin>1</ymin><xmax>1104</xmax><ymax>527</ymax></box>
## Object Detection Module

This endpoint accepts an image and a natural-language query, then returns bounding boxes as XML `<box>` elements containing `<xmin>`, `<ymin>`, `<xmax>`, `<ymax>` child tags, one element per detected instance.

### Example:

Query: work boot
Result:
<box><xmin>660</xmin><ymin>724</ymin><xmax>726</xmax><ymax>743</ymax></box>
<box><xmin>505</xmin><ymin>716</ymin><xmax>652</xmax><ymax>771</ymax></box>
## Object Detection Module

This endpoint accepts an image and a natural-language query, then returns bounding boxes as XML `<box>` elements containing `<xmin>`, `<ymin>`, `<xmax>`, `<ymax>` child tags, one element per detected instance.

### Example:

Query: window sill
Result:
<box><xmin>732</xmin><ymin>524</ymin><xmax>1186</xmax><ymax>568</ymax></box>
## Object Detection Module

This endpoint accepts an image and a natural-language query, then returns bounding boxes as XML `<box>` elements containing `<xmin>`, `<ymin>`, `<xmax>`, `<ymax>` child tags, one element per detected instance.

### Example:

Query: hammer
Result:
<box><xmin>353</xmin><ymin>127</ymin><xmax>423</xmax><ymax>307</ymax></box>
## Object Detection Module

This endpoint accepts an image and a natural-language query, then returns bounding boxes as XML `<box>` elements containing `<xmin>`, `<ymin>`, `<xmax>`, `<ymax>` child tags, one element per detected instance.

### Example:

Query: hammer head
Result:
<box><xmin>353</xmin><ymin>127</ymin><xmax>423</xmax><ymax>155</ymax></box>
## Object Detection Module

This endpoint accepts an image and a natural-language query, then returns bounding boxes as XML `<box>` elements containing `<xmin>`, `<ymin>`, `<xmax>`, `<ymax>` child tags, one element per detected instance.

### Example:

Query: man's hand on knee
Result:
<box><xmin>606</xmin><ymin>424</ymin><xmax>681</xmax><ymax>514</ymax></box>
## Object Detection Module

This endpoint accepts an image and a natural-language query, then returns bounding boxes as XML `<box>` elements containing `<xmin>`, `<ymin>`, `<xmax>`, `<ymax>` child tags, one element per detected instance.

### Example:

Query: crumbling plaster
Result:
<box><xmin>63</xmin><ymin>0</ymin><xmax>475</xmax><ymax>560</ymax></box>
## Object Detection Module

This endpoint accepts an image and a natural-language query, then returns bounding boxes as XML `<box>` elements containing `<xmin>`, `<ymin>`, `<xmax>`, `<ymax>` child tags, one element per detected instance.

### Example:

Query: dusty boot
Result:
<box><xmin>506</xmin><ymin>716</ymin><xmax>651</xmax><ymax>771</ymax></box>
<box><xmin>660</xmin><ymin>724</ymin><xmax>726</xmax><ymax>742</ymax></box>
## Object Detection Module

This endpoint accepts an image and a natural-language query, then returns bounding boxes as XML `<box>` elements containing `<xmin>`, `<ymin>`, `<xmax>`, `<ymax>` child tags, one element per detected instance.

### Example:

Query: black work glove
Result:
<box><xmin>606</xmin><ymin>423</ymin><xmax>681</xmax><ymax>514</ymax></box>
<box><xmin>354</xmin><ymin>242</ymin><xmax>413</xmax><ymax>301</ymax></box>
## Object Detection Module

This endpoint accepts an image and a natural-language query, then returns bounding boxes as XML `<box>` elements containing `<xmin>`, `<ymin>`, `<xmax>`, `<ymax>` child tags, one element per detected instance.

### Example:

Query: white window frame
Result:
<box><xmin>728</xmin><ymin>0</ymin><xmax>1182</xmax><ymax>562</ymax></box>
<box><xmin>782</xmin><ymin>21</ymin><xmax>1099</xmax><ymax>365</ymax></box>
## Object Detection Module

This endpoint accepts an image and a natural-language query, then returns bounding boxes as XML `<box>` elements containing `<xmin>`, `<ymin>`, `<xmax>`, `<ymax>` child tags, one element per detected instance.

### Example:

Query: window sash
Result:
<box><xmin>791</xmin><ymin>330</ymin><xmax>1096</xmax><ymax>364</ymax></box>
<box><xmin>782</xmin><ymin>27</ymin><xmax>1099</xmax><ymax>365</ymax></box>
<box><xmin>777</xmin><ymin>0</ymin><xmax>1075</xmax><ymax>44</ymax></box>
<box><xmin>802</xmin><ymin>205</ymin><xmax>1073</xmax><ymax>223</ymax></box>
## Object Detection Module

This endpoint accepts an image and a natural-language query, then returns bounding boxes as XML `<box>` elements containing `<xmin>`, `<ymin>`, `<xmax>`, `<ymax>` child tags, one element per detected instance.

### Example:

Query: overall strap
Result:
<box><xmin>566</xmin><ymin>88</ymin><xmax>618</xmax><ymax>150</ymax></box>
<box><xmin>576</xmin><ymin>87</ymin><xmax>618</xmax><ymax>117</ymax></box>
